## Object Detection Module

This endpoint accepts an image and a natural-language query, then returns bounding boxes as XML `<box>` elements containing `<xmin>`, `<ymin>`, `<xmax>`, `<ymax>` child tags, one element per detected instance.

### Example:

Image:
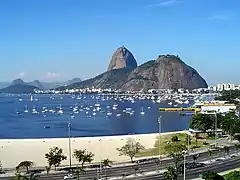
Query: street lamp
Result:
<box><xmin>68</xmin><ymin>119</ymin><xmax>72</xmax><ymax>170</ymax></box>
<box><xmin>158</xmin><ymin>116</ymin><xmax>162</xmax><ymax>162</ymax></box>
<box><xmin>183</xmin><ymin>150</ymin><xmax>188</xmax><ymax>180</ymax></box>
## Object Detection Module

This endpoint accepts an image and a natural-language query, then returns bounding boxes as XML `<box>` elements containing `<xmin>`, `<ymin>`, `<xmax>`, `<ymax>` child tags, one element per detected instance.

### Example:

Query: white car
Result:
<box><xmin>64</xmin><ymin>174</ymin><xmax>75</xmax><ymax>179</ymax></box>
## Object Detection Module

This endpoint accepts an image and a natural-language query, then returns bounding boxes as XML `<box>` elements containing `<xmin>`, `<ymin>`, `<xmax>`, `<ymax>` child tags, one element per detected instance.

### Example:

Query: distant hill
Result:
<box><xmin>0</xmin><ymin>78</ymin><xmax>82</xmax><ymax>90</ymax></box>
<box><xmin>0</xmin><ymin>84</ymin><xmax>39</xmax><ymax>94</ymax></box>
<box><xmin>59</xmin><ymin>47</ymin><xmax>207</xmax><ymax>91</ymax></box>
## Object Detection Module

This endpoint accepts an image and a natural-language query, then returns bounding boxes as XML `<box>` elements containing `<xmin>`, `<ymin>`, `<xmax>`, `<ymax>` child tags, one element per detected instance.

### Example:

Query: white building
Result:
<box><xmin>200</xmin><ymin>103</ymin><xmax>236</xmax><ymax>113</ymax></box>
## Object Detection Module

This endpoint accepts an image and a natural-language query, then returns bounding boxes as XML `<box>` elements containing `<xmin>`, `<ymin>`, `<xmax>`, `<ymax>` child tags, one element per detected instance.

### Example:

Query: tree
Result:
<box><xmin>221</xmin><ymin>112</ymin><xmax>240</xmax><ymax>140</ymax></box>
<box><xmin>171</xmin><ymin>135</ymin><xmax>178</xmax><ymax>142</ymax></box>
<box><xmin>116</xmin><ymin>138</ymin><xmax>145</xmax><ymax>162</ymax></box>
<box><xmin>45</xmin><ymin>147</ymin><xmax>67</xmax><ymax>171</ymax></box>
<box><xmin>45</xmin><ymin>166</ymin><xmax>51</xmax><ymax>176</ymax></box>
<box><xmin>102</xmin><ymin>158</ymin><xmax>113</xmax><ymax>178</ymax></box>
<box><xmin>201</xmin><ymin>170</ymin><xmax>224</xmax><ymax>180</ymax></box>
<box><xmin>13</xmin><ymin>173</ymin><xmax>39</xmax><ymax>180</ymax></box>
<box><xmin>164</xmin><ymin>166</ymin><xmax>177</xmax><ymax>180</ymax></box>
<box><xmin>190</xmin><ymin>114</ymin><xmax>216</xmax><ymax>133</ymax></box>
<box><xmin>225</xmin><ymin>171</ymin><xmax>240</xmax><ymax>180</ymax></box>
<box><xmin>73</xmin><ymin>149</ymin><xmax>94</xmax><ymax>169</ymax></box>
<box><xmin>16</xmin><ymin>161</ymin><xmax>34</xmax><ymax>174</ymax></box>
<box><xmin>164</xmin><ymin>142</ymin><xmax>187</xmax><ymax>175</ymax></box>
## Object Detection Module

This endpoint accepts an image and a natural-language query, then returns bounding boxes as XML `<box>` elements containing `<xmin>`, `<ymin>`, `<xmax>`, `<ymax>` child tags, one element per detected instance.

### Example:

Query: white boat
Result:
<box><xmin>107</xmin><ymin>112</ymin><xmax>112</xmax><ymax>116</ymax></box>
<box><xmin>24</xmin><ymin>105</ymin><xmax>28</xmax><ymax>113</ymax></box>
<box><xmin>140</xmin><ymin>107</ymin><xmax>145</xmax><ymax>115</ymax></box>
<box><xmin>32</xmin><ymin>106</ymin><xmax>38</xmax><ymax>114</ymax></box>
<box><xmin>30</xmin><ymin>96</ymin><xmax>33</xmax><ymax>102</ymax></box>
<box><xmin>168</xmin><ymin>102</ymin><xmax>173</xmax><ymax>105</ymax></box>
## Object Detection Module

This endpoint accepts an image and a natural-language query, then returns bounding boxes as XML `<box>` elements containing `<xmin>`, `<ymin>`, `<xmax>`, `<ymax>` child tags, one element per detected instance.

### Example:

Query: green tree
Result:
<box><xmin>164</xmin><ymin>142</ymin><xmax>187</xmax><ymax>175</ymax></box>
<box><xmin>73</xmin><ymin>149</ymin><xmax>94</xmax><ymax>170</ymax></box>
<box><xmin>13</xmin><ymin>173</ymin><xmax>39</xmax><ymax>180</ymax></box>
<box><xmin>116</xmin><ymin>138</ymin><xmax>145</xmax><ymax>162</ymax></box>
<box><xmin>164</xmin><ymin>166</ymin><xmax>177</xmax><ymax>180</ymax></box>
<box><xmin>225</xmin><ymin>171</ymin><xmax>240</xmax><ymax>180</ymax></box>
<box><xmin>16</xmin><ymin>161</ymin><xmax>34</xmax><ymax>174</ymax></box>
<box><xmin>190</xmin><ymin>114</ymin><xmax>215</xmax><ymax>132</ymax></box>
<box><xmin>221</xmin><ymin>112</ymin><xmax>240</xmax><ymax>140</ymax></box>
<box><xmin>45</xmin><ymin>166</ymin><xmax>51</xmax><ymax>176</ymax></box>
<box><xmin>171</xmin><ymin>135</ymin><xmax>178</xmax><ymax>142</ymax></box>
<box><xmin>45</xmin><ymin>147</ymin><xmax>67</xmax><ymax>171</ymax></box>
<box><xmin>201</xmin><ymin>170</ymin><xmax>224</xmax><ymax>180</ymax></box>
<box><xmin>102</xmin><ymin>158</ymin><xmax>113</xmax><ymax>178</ymax></box>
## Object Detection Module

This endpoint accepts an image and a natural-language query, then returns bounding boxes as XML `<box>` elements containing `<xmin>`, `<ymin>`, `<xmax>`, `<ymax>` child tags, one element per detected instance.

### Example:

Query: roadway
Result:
<box><xmin>126</xmin><ymin>156</ymin><xmax>240</xmax><ymax>180</ymax></box>
<box><xmin>3</xmin><ymin>147</ymin><xmax>236</xmax><ymax>180</ymax></box>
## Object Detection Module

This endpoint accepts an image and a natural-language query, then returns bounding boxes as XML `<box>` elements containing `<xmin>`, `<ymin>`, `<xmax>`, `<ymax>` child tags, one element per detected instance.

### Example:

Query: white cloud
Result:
<box><xmin>207</xmin><ymin>14</ymin><xmax>228</xmax><ymax>20</ymax></box>
<box><xmin>19</xmin><ymin>71</ymin><xmax>26</xmax><ymax>78</ymax></box>
<box><xmin>146</xmin><ymin>0</ymin><xmax>182</xmax><ymax>8</ymax></box>
<box><xmin>46</xmin><ymin>72</ymin><xmax>60</xmax><ymax>79</ymax></box>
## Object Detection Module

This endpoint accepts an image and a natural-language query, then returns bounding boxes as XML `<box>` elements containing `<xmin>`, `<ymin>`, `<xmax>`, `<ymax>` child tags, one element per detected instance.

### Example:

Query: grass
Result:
<box><xmin>136</xmin><ymin>133</ymin><xmax>208</xmax><ymax>157</ymax></box>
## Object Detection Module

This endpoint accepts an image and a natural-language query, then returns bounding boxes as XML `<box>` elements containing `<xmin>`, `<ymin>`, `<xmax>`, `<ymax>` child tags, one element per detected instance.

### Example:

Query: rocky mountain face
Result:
<box><xmin>107</xmin><ymin>46</ymin><xmax>137</xmax><ymax>71</ymax></box>
<box><xmin>61</xmin><ymin>47</ymin><xmax>207</xmax><ymax>91</ymax></box>
<box><xmin>121</xmin><ymin>55</ymin><xmax>207</xmax><ymax>91</ymax></box>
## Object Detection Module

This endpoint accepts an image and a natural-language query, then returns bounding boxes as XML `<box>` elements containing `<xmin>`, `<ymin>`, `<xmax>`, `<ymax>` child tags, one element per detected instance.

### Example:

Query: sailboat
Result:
<box><xmin>32</xmin><ymin>106</ymin><xmax>38</xmax><ymax>114</ymax></box>
<box><xmin>30</xmin><ymin>95</ymin><xmax>33</xmax><ymax>102</ymax></box>
<box><xmin>140</xmin><ymin>107</ymin><xmax>145</xmax><ymax>115</ymax></box>
<box><xmin>24</xmin><ymin>105</ymin><xmax>28</xmax><ymax>113</ymax></box>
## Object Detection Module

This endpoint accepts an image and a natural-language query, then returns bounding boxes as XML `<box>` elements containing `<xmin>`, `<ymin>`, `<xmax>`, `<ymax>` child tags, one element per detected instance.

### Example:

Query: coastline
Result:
<box><xmin>0</xmin><ymin>130</ymin><xmax>188</xmax><ymax>169</ymax></box>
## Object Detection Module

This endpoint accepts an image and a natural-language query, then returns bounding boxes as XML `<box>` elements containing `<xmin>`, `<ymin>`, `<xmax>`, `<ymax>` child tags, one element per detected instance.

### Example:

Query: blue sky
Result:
<box><xmin>0</xmin><ymin>0</ymin><xmax>240</xmax><ymax>85</ymax></box>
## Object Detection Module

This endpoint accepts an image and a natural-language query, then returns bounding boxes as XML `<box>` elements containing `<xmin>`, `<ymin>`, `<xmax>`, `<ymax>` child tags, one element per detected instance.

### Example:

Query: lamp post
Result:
<box><xmin>183</xmin><ymin>153</ymin><xmax>186</xmax><ymax>180</ymax></box>
<box><xmin>158</xmin><ymin>116</ymin><xmax>162</xmax><ymax>162</ymax></box>
<box><xmin>68</xmin><ymin>119</ymin><xmax>72</xmax><ymax>170</ymax></box>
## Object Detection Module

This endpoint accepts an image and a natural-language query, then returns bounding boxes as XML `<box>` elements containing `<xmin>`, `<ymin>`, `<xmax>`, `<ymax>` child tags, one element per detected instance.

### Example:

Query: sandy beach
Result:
<box><xmin>0</xmin><ymin>131</ymin><xmax>187</xmax><ymax>169</ymax></box>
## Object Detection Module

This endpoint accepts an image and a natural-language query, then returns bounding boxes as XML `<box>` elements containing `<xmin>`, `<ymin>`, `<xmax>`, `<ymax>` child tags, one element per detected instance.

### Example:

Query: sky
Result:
<box><xmin>0</xmin><ymin>0</ymin><xmax>240</xmax><ymax>85</ymax></box>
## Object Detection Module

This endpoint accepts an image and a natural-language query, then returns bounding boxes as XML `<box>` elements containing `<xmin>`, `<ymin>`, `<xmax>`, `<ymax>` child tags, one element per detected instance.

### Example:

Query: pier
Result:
<box><xmin>159</xmin><ymin>107</ymin><xmax>200</xmax><ymax>112</ymax></box>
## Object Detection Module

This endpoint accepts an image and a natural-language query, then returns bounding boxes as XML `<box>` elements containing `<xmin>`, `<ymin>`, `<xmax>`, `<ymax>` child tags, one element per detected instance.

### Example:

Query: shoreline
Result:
<box><xmin>0</xmin><ymin>130</ymin><xmax>188</xmax><ymax>169</ymax></box>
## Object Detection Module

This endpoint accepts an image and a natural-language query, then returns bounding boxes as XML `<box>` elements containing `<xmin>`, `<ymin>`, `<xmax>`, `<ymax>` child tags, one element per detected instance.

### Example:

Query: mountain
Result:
<box><xmin>58</xmin><ymin>68</ymin><xmax>132</xmax><ymax>90</ymax></box>
<box><xmin>121</xmin><ymin>55</ymin><xmax>207</xmax><ymax>91</ymax></box>
<box><xmin>28</xmin><ymin>80</ymin><xmax>45</xmax><ymax>90</ymax></box>
<box><xmin>12</xmin><ymin>78</ymin><xmax>25</xmax><ymax>85</ymax></box>
<box><xmin>107</xmin><ymin>46</ymin><xmax>137</xmax><ymax>71</ymax></box>
<box><xmin>0</xmin><ymin>84</ymin><xmax>38</xmax><ymax>94</ymax></box>
<box><xmin>0</xmin><ymin>78</ymin><xmax>82</xmax><ymax>91</ymax></box>
<box><xmin>59</xmin><ymin>47</ymin><xmax>207</xmax><ymax>91</ymax></box>
<box><xmin>42</xmin><ymin>78</ymin><xmax>82</xmax><ymax>89</ymax></box>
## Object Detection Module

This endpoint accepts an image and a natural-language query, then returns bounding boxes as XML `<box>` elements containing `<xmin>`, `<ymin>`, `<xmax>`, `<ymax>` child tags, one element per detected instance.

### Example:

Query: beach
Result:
<box><xmin>0</xmin><ymin>131</ymin><xmax>187</xmax><ymax>169</ymax></box>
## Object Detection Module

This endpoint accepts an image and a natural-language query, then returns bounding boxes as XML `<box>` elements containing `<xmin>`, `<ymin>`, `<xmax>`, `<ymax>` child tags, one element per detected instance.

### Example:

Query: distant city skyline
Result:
<box><xmin>0</xmin><ymin>0</ymin><xmax>240</xmax><ymax>84</ymax></box>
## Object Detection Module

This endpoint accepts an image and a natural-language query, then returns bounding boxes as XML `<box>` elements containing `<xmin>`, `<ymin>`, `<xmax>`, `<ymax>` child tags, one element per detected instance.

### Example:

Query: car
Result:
<box><xmin>64</xmin><ymin>174</ymin><xmax>76</xmax><ymax>179</ymax></box>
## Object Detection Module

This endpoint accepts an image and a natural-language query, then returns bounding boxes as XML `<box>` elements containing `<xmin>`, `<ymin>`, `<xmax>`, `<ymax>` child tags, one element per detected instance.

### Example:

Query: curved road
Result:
<box><xmin>1</xmin><ymin>148</ymin><xmax>239</xmax><ymax>180</ymax></box>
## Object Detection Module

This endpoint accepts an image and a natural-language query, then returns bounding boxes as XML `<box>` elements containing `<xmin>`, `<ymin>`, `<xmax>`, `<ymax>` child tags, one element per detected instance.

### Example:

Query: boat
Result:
<box><xmin>140</xmin><ymin>107</ymin><xmax>145</xmax><ymax>115</ymax></box>
<box><xmin>24</xmin><ymin>105</ymin><xmax>28</xmax><ymax>113</ymax></box>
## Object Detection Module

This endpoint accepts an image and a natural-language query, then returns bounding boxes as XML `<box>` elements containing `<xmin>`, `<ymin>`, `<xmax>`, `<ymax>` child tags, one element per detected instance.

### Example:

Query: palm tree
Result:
<box><xmin>16</xmin><ymin>161</ymin><xmax>34</xmax><ymax>174</ymax></box>
<box><xmin>164</xmin><ymin>166</ymin><xmax>177</xmax><ymax>180</ymax></box>
<box><xmin>102</xmin><ymin>158</ymin><xmax>113</xmax><ymax>178</ymax></box>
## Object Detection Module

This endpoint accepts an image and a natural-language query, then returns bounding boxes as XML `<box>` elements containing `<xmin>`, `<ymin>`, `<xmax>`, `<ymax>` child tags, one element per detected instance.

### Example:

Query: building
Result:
<box><xmin>200</xmin><ymin>103</ymin><xmax>236</xmax><ymax>113</ymax></box>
